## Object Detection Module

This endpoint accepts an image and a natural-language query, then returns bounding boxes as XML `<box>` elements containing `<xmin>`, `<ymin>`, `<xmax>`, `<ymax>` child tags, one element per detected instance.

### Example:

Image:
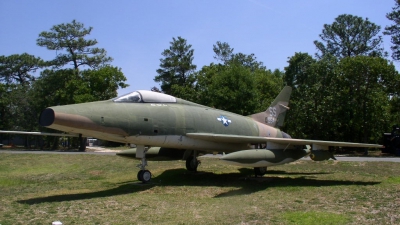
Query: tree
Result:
<box><xmin>284</xmin><ymin>53</ymin><xmax>342</xmax><ymax>140</ymax></box>
<box><xmin>284</xmin><ymin>52</ymin><xmax>316</xmax><ymax>87</ymax></box>
<box><xmin>78</xmin><ymin>66</ymin><xmax>128</xmax><ymax>102</ymax></box>
<box><xmin>170</xmin><ymin>72</ymin><xmax>197</xmax><ymax>102</ymax></box>
<box><xmin>283</xmin><ymin>53</ymin><xmax>318</xmax><ymax>139</ymax></box>
<box><xmin>8</xmin><ymin>85</ymin><xmax>39</xmax><ymax>131</ymax></box>
<box><xmin>32</xmin><ymin>69</ymin><xmax>80</xmax><ymax>107</ymax></box>
<box><xmin>314</xmin><ymin>14</ymin><xmax>384</xmax><ymax>59</ymax></box>
<box><xmin>0</xmin><ymin>20</ymin><xmax>127</xmax><ymax>150</ymax></box>
<box><xmin>201</xmin><ymin>64</ymin><xmax>283</xmax><ymax>116</ymax></box>
<box><xmin>334</xmin><ymin>56</ymin><xmax>398</xmax><ymax>143</ymax></box>
<box><xmin>253</xmin><ymin>69</ymin><xmax>284</xmax><ymax>112</ymax></box>
<box><xmin>384</xmin><ymin>0</ymin><xmax>400</xmax><ymax>61</ymax></box>
<box><xmin>154</xmin><ymin>37</ymin><xmax>196</xmax><ymax>95</ymax></box>
<box><xmin>0</xmin><ymin>53</ymin><xmax>44</xmax><ymax>135</ymax></box>
<box><xmin>29</xmin><ymin>66</ymin><xmax>128</xmax><ymax>150</ymax></box>
<box><xmin>37</xmin><ymin>20</ymin><xmax>112</xmax><ymax>69</ymax></box>
<box><xmin>0</xmin><ymin>83</ymin><xmax>42</xmax><ymax>146</ymax></box>
<box><xmin>213</xmin><ymin>41</ymin><xmax>264</xmax><ymax>71</ymax></box>
<box><xmin>0</xmin><ymin>84</ymin><xmax>11</xmax><ymax>130</ymax></box>
<box><xmin>283</xmin><ymin>51</ymin><xmax>399</xmax><ymax>145</ymax></box>
<box><xmin>191</xmin><ymin>63</ymin><xmax>221</xmax><ymax>106</ymax></box>
<box><xmin>33</xmin><ymin>67</ymin><xmax>128</xmax><ymax>106</ymax></box>
<box><xmin>213</xmin><ymin>41</ymin><xmax>234</xmax><ymax>63</ymax></box>
<box><xmin>0</xmin><ymin>53</ymin><xmax>43</xmax><ymax>85</ymax></box>
<box><xmin>192</xmin><ymin>42</ymin><xmax>277</xmax><ymax>114</ymax></box>
<box><xmin>229</xmin><ymin>53</ymin><xmax>265</xmax><ymax>71</ymax></box>
<box><xmin>206</xmin><ymin>62</ymin><xmax>257</xmax><ymax>115</ymax></box>
<box><xmin>390</xmin><ymin>95</ymin><xmax>400</xmax><ymax>126</ymax></box>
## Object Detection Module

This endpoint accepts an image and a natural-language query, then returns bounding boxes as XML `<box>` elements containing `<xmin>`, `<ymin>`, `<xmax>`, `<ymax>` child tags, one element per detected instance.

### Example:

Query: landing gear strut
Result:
<box><xmin>185</xmin><ymin>151</ymin><xmax>201</xmax><ymax>172</ymax></box>
<box><xmin>137</xmin><ymin>157</ymin><xmax>151</xmax><ymax>183</ymax></box>
<box><xmin>254</xmin><ymin>167</ymin><xmax>267</xmax><ymax>177</ymax></box>
<box><xmin>136</xmin><ymin>145</ymin><xmax>152</xmax><ymax>183</ymax></box>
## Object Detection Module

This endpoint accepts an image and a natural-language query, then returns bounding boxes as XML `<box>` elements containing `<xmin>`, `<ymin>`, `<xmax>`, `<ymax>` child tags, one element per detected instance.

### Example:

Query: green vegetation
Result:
<box><xmin>154</xmin><ymin>36</ymin><xmax>197</xmax><ymax>95</ymax></box>
<box><xmin>384</xmin><ymin>0</ymin><xmax>400</xmax><ymax>60</ymax></box>
<box><xmin>153</xmin><ymin>11</ymin><xmax>400</xmax><ymax>143</ymax></box>
<box><xmin>314</xmin><ymin>14</ymin><xmax>384</xmax><ymax>59</ymax></box>
<box><xmin>2</xmin><ymin>1</ymin><xmax>400</xmax><ymax>148</ymax></box>
<box><xmin>0</xmin><ymin>20</ymin><xmax>129</xmax><ymax>149</ymax></box>
<box><xmin>0</xmin><ymin>153</ymin><xmax>399</xmax><ymax>224</ymax></box>
<box><xmin>282</xmin><ymin>211</ymin><xmax>349</xmax><ymax>225</ymax></box>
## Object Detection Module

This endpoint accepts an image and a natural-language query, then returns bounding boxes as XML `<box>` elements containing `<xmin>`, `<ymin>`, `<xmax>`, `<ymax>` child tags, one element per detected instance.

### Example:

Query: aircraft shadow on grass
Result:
<box><xmin>17</xmin><ymin>168</ymin><xmax>380</xmax><ymax>205</ymax></box>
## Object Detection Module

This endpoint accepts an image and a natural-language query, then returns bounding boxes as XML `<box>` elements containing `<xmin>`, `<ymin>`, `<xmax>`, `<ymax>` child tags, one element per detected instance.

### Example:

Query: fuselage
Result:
<box><xmin>39</xmin><ymin>91</ymin><xmax>288</xmax><ymax>153</ymax></box>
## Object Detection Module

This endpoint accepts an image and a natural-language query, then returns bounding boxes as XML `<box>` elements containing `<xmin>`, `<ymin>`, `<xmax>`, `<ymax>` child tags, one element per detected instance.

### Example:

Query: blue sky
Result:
<box><xmin>0</xmin><ymin>0</ymin><xmax>397</xmax><ymax>95</ymax></box>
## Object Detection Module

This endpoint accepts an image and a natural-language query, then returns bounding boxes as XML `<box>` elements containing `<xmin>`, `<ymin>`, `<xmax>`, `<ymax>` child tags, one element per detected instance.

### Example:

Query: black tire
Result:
<box><xmin>186</xmin><ymin>156</ymin><xmax>199</xmax><ymax>172</ymax></box>
<box><xmin>254</xmin><ymin>167</ymin><xmax>267</xmax><ymax>177</ymax></box>
<box><xmin>138</xmin><ymin>170</ymin><xmax>151</xmax><ymax>183</ymax></box>
<box><xmin>137</xmin><ymin>170</ymin><xmax>144</xmax><ymax>181</ymax></box>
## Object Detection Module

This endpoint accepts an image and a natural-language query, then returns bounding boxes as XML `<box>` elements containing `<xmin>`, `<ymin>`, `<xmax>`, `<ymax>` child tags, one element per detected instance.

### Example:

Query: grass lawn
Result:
<box><xmin>0</xmin><ymin>153</ymin><xmax>399</xmax><ymax>224</ymax></box>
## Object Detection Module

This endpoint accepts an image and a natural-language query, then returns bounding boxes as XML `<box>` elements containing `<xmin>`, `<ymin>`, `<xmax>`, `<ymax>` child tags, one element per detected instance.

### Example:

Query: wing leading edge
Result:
<box><xmin>0</xmin><ymin>130</ymin><xmax>79</xmax><ymax>137</ymax></box>
<box><xmin>186</xmin><ymin>133</ymin><xmax>383</xmax><ymax>149</ymax></box>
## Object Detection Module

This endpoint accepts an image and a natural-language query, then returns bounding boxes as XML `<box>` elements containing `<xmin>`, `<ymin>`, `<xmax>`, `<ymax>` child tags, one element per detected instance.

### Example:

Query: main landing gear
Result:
<box><xmin>186</xmin><ymin>155</ymin><xmax>200</xmax><ymax>171</ymax></box>
<box><xmin>254</xmin><ymin>167</ymin><xmax>267</xmax><ymax>177</ymax></box>
<box><xmin>136</xmin><ymin>145</ymin><xmax>152</xmax><ymax>183</ymax></box>
<box><xmin>185</xmin><ymin>150</ymin><xmax>200</xmax><ymax>172</ymax></box>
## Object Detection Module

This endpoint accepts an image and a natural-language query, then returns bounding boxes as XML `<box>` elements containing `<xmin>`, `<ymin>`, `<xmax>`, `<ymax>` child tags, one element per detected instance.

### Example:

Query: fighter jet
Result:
<box><xmin>39</xmin><ymin>86</ymin><xmax>382</xmax><ymax>183</ymax></box>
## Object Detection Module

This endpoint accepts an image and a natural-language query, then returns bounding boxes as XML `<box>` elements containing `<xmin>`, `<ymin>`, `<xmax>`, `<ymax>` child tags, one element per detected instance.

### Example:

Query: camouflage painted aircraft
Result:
<box><xmin>39</xmin><ymin>86</ymin><xmax>382</xmax><ymax>183</ymax></box>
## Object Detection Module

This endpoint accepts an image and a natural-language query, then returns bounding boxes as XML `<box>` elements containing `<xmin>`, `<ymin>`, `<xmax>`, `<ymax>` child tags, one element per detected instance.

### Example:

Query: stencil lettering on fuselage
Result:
<box><xmin>266</xmin><ymin>106</ymin><xmax>276</xmax><ymax>124</ymax></box>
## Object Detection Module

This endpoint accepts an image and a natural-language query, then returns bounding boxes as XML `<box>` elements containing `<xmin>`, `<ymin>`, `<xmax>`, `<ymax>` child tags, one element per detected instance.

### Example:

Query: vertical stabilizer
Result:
<box><xmin>250</xmin><ymin>86</ymin><xmax>292</xmax><ymax>127</ymax></box>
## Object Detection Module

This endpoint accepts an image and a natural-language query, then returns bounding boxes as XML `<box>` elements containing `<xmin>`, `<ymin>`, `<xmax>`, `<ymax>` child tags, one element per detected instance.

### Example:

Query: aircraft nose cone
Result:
<box><xmin>39</xmin><ymin>108</ymin><xmax>55</xmax><ymax>127</ymax></box>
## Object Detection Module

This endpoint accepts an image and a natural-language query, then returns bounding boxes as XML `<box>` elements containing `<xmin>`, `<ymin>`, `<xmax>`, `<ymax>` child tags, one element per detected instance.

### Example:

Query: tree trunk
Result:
<box><xmin>52</xmin><ymin>136</ymin><xmax>58</xmax><ymax>150</ymax></box>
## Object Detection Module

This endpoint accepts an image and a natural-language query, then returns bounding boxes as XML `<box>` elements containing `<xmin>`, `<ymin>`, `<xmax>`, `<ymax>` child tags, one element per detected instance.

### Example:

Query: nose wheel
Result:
<box><xmin>137</xmin><ymin>170</ymin><xmax>152</xmax><ymax>183</ymax></box>
<box><xmin>135</xmin><ymin>146</ymin><xmax>152</xmax><ymax>183</ymax></box>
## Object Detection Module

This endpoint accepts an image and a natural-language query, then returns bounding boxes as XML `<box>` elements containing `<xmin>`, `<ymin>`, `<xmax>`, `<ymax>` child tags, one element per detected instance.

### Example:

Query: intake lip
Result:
<box><xmin>39</xmin><ymin>108</ymin><xmax>55</xmax><ymax>127</ymax></box>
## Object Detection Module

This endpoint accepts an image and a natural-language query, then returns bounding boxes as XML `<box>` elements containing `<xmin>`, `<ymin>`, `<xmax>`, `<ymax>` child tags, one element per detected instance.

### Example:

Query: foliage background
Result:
<box><xmin>2</xmin><ymin>3</ymin><xmax>400</xmax><ymax>147</ymax></box>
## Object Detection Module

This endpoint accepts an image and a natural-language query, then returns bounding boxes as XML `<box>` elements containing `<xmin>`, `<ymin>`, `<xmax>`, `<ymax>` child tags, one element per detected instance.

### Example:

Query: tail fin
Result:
<box><xmin>250</xmin><ymin>86</ymin><xmax>292</xmax><ymax>127</ymax></box>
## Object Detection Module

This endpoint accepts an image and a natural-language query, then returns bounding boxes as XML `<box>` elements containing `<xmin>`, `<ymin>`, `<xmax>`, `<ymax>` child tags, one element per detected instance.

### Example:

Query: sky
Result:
<box><xmin>0</xmin><ymin>0</ymin><xmax>398</xmax><ymax>95</ymax></box>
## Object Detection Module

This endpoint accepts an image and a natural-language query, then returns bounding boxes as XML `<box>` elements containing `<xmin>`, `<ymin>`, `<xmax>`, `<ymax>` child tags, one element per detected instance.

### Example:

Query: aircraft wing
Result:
<box><xmin>0</xmin><ymin>130</ymin><xmax>79</xmax><ymax>137</ymax></box>
<box><xmin>186</xmin><ymin>133</ymin><xmax>383</xmax><ymax>148</ymax></box>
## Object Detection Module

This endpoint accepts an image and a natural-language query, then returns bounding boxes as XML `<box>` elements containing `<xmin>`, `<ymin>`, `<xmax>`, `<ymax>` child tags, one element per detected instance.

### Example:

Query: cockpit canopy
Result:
<box><xmin>113</xmin><ymin>90</ymin><xmax>177</xmax><ymax>103</ymax></box>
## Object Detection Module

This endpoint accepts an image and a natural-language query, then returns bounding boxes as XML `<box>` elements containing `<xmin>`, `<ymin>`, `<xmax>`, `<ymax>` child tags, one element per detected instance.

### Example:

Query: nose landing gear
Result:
<box><xmin>136</xmin><ymin>145</ymin><xmax>152</xmax><ymax>183</ymax></box>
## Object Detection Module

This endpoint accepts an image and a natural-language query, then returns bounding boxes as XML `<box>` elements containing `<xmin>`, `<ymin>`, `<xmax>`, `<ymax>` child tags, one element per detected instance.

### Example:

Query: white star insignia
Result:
<box><xmin>217</xmin><ymin>115</ymin><xmax>232</xmax><ymax>126</ymax></box>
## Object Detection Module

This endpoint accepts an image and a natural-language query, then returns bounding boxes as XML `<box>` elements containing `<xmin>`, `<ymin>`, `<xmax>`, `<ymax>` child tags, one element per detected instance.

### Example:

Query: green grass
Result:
<box><xmin>282</xmin><ymin>211</ymin><xmax>349</xmax><ymax>225</ymax></box>
<box><xmin>0</xmin><ymin>153</ymin><xmax>399</xmax><ymax>224</ymax></box>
